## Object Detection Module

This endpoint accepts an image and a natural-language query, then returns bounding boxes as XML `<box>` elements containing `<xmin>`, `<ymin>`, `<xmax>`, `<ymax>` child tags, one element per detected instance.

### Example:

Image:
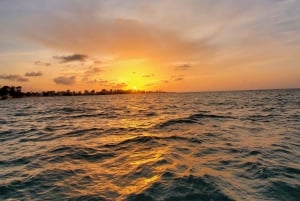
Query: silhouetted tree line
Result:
<box><xmin>1</xmin><ymin>85</ymin><xmax>164</xmax><ymax>100</ymax></box>
<box><xmin>0</xmin><ymin>85</ymin><xmax>23</xmax><ymax>99</ymax></box>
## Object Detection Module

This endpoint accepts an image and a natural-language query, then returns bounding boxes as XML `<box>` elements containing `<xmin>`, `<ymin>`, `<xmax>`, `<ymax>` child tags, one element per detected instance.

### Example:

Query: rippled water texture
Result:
<box><xmin>1</xmin><ymin>89</ymin><xmax>299</xmax><ymax>200</ymax></box>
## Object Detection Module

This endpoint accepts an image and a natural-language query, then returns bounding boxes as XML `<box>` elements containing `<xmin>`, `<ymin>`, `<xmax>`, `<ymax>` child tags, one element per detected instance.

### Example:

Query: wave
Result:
<box><xmin>156</xmin><ymin>112</ymin><xmax>232</xmax><ymax>128</ymax></box>
<box><xmin>46</xmin><ymin>145</ymin><xmax>115</xmax><ymax>163</ymax></box>
<box><xmin>125</xmin><ymin>174</ymin><xmax>234</xmax><ymax>201</ymax></box>
<box><xmin>0</xmin><ymin>130</ymin><xmax>15</xmax><ymax>142</ymax></box>
<box><xmin>104</xmin><ymin>135</ymin><xmax>202</xmax><ymax>149</ymax></box>
<box><xmin>67</xmin><ymin>112</ymin><xmax>119</xmax><ymax>119</ymax></box>
<box><xmin>14</xmin><ymin>112</ymin><xmax>30</xmax><ymax>117</ymax></box>
<box><xmin>145</xmin><ymin>112</ymin><xmax>158</xmax><ymax>117</ymax></box>
<box><xmin>0</xmin><ymin>168</ymin><xmax>80</xmax><ymax>200</ymax></box>
<box><xmin>263</xmin><ymin>180</ymin><xmax>300</xmax><ymax>201</ymax></box>
<box><xmin>0</xmin><ymin>119</ymin><xmax>7</xmax><ymax>124</ymax></box>
<box><xmin>0</xmin><ymin>156</ymin><xmax>31</xmax><ymax>167</ymax></box>
<box><xmin>69</xmin><ymin>195</ymin><xmax>107</xmax><ymax>201</ymax></box>
<box><xmin>244</xmin><ymin>114</ymin><xmax>280</xmax><ymax>122</ymax></box>
<box><xmin>58</xmin><ymin>107</ymin><xmax>90</xmax><ymax>113</ymax></box>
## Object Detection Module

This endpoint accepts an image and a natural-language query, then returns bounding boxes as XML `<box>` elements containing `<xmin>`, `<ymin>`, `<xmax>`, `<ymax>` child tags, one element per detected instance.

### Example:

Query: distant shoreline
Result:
<box><xmin>0</xmin><ymin>86</ymin><xmax>166</xmax><ymax>100</ymax></box>
<box><xmin>177</xmin><ymin>87</ymin><xmax>300</xmax><ymax>94</ymax></box>
<box><xmin>1</xmin><ymin>86</ymin><xmax>299</xmax><ymax>100</ymax></box>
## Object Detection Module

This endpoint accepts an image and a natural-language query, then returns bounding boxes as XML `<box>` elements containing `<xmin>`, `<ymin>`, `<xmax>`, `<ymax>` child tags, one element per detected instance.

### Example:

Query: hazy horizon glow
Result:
<box><xmin>0</xmin><ymin>0</ymin><xmax>300</xmax><ymax>92</ymax></box>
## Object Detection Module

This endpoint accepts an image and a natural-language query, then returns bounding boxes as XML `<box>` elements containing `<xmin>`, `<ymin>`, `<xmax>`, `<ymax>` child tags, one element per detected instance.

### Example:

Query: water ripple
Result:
<box><xmin>0</xmin><ymin>89</ymin><xmax>299</xmax><ymax>200</ymax></box>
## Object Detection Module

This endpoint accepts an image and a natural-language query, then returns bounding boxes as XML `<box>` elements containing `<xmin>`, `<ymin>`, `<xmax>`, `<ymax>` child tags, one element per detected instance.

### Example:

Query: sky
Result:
<box><xmin>0</xmin><ymin>0</ymin><xmax>299</xmax><ymax>92</ymax></box>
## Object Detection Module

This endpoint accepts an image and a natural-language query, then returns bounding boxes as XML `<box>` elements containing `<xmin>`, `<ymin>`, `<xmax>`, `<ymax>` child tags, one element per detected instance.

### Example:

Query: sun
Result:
<box><xmin>132</xmin><ymin>86</ymin><xmax>137</xmax><ymax>91</ymax></box>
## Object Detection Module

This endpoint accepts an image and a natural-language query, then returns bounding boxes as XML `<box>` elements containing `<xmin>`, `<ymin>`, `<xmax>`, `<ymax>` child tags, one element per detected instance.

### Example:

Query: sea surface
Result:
<box><xmin>0</xmin><ymin>89</ymin><xmax>299</xmax><ymax>201</ymax></box>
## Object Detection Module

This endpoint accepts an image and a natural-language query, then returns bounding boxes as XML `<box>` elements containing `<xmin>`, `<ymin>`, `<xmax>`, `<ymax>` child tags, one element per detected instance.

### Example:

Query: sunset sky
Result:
<box><xmin>0</xmin><ymin>0</ymin><xmax>299</xmax><ymax>92</ymax></box>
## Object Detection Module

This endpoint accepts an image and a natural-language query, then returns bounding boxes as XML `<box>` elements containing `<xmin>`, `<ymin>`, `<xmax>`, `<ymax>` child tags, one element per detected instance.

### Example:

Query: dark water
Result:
<box><xmin>0</xmin><ymin>89</ymin><xmax>299</xmax><ymax>201</ymax></box>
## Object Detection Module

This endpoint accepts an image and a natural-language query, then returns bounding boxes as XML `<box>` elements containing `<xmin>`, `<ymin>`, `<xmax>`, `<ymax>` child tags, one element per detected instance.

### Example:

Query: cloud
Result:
<box><xmin>85</xmin><ymin>67</ymin><xmax>103</xmax><ymax>74</ymax></box>
<box><xmin>82</xmin><ymin>67</ymin><xmax>103</xmax><ymax>82</ymax></box>
<box><xmin>145</xmin><ymin>82</ymin><xmax>158</xmax><ymax>87</ymax></box>
<box><xmin>87</xmin><ymin>79</ymin><xmax>128</xmax><ymax>89</ymax></box>
<box><xmin>143</xmin><ymin>74</ymin><xmax>155</xmax><ymax>78</ymax></box>
<box><xmin>174</xmin><ymin>77</ymin><xmax>184</xmax><ymax>81</ymax></box>
<box><xmin>171</xmin><ymin>75</ymin><xmax>184</xmax><ymax>82</ymax></box>
<box><xmin>53</xmin><ymin>54</ymin><xmax>88</xmax><ymax>63</ymax></box>
<box><xmin>90</xmin><ymin>79</ymin><xmax>110</xmax><ymax>85</ymax></box>
<box><xmin>53</xmin><ymin>76</ymin><xmax>76</xmax><ymax>85</ymax></box>
<box><xmin>174</xmin><ymin>63</ymin><xmax>192</xmax><ymax>71</ymax></box>
<box><xmin>25</xmin><ymin>71</ymin><xmax>43</xmax><ymax>77</ymax></box>
<box><xmin>0</xmin><ymin>74</ymin><xmax>28</xmax><ymax>82</ymax></box>
<box><xmin>110</xmin><ymin>82</ymin><xmax>128</xmax><ymax>89</ymax></box>
<box><xmin>24</xmin><ymin>13</ymin><xmax>213</xmax><ymax>63</ymax></box>
<box><xmin>34</xmin><ymin>61</ymin><xmax>51</xmax><ymax>67</ymax></box>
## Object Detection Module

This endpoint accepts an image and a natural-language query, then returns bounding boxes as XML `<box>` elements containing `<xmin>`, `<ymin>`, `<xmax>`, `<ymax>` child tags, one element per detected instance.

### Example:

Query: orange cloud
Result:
<box><xmin>34</xmin><ymin>61</ymin><xmax>51</xmax><ymax>67</ymax></box>
<box><xmin>24</xmin><ymin>15</ymin><xmax>214</xmax><ymax>64</ymax></box>
<box><xmin>25</xmin><ymin>72</ymin><xmax>43</xmax><ymax>77</ymax></box>
<box><xmin>53</xmin><ymin>54</ymin><xmax>88</xmax><ymax>63</ymax></box>
<box><xmin>53</xmin><ymin>76</ymin><xmax>76</xmax><ymax>85</ymax></box>
<box><xmin>0</xmin><ymin>74</ymin><xmax>29</xmax><ymax>82</ymax></box>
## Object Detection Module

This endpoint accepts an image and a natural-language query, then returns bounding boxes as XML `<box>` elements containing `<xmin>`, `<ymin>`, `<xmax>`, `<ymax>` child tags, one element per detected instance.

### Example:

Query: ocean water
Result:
<box><xmin>0</xmin><ymin>89</ymin><xmax>299</xmax><ymax>201</ymax></box>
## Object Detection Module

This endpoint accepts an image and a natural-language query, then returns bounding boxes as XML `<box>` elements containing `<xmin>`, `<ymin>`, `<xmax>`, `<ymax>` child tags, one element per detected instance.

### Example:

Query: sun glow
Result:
<box><xmin>110</xmin><ymin>59</ymin><xmax>162</xmax><ymax>91</ymax></box>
